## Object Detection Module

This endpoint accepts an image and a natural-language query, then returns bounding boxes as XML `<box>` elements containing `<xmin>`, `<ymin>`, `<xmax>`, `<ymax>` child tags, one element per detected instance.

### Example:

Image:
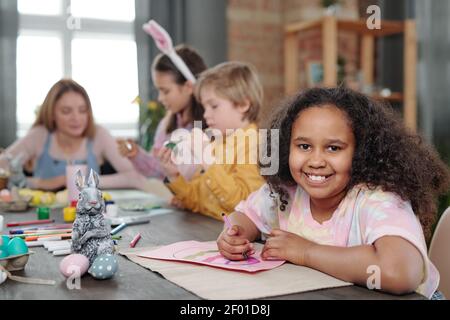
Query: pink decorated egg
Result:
<box><xmin>0</xmin><ymin>189</ymin><xmax>11</xmax><ymax>202</ymax></box>
<box><xmin>59</xmin><ymin>254</ymin><xmax>89</xmax><ymax>278</ymax></box>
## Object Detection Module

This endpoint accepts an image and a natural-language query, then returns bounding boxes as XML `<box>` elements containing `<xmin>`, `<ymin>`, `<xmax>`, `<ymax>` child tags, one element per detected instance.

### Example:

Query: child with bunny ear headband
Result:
<box><xmin>117</xmin><ymin>20</ymin><xmax>207</xmax><ymax>183</ymax></box>
<box><xmin>142</xmin><ymin>20</ymin><xmax>197</xmax><ymax>84</ymax></box>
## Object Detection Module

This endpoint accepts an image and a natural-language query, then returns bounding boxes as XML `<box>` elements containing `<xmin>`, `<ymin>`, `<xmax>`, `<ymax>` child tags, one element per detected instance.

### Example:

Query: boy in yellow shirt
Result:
<box><xmin>157</xmin><ymin>62</ymin><xmax>265</xmax><ymax>220</ymax></box>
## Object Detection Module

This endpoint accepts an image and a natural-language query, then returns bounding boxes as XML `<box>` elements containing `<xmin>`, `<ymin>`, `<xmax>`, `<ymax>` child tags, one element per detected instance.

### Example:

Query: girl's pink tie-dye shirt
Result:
<box><xmin>235</xmin><ymin>183</ymin><xmax>439</xmax><ymax>298</ymax></box>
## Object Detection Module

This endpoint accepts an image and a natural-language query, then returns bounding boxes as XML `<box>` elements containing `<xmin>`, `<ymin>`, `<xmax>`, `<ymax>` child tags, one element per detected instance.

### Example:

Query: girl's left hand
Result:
<box><xmin>157</xmin><ymin>147</ymin><xmax>180</xmax><ymax>180</ymax></box>
<box><xmin>261</xmin><ymin>229</ymin><xmax>316</xmax><ymax>266</ymax></box>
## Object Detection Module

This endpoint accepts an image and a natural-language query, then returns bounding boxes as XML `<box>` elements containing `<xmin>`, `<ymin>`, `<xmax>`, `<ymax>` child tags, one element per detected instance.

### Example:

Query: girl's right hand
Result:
<box><xmin>117</xmin><ymin>139</ymin><xmax>138</xmax><ymax>159</ymax></box>
<box><xmin>217</xmin><ymin>225</ymin><xmax>255</xmax><ymax>261</ymax></box>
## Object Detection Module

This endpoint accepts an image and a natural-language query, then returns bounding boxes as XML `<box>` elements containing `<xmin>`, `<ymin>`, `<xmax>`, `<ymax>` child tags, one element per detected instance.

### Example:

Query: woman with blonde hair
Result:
<box><xmin>0</xmin><ymin>79</ymin><xmax>146</xmax><ymax>190</ymax></box>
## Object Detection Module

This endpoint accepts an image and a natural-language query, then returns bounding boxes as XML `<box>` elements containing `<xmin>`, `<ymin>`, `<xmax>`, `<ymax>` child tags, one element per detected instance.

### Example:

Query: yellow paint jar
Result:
<box><xmin>63</xmin><ymin>207</ymin><xmax>76</xmax><ymax>223</ymax></box>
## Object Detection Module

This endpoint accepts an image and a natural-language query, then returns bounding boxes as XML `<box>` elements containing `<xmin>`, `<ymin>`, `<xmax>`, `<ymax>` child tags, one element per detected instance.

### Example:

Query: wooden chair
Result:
<box><xmin>429</xmin><ymin>207</ymin><xmax>450</xmax><ymax>298</ymax></box>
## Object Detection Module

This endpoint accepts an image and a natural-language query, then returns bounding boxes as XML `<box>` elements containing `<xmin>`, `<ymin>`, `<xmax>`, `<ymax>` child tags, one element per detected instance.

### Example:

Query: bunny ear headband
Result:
<box><xmin>142</xmin><ymin>19</ymin><xmax>197</xmax><ymax>84</ymax></box>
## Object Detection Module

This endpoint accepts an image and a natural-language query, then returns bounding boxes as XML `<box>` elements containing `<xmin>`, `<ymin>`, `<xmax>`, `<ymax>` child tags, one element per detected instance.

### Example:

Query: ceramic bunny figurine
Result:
<box><xmin>71</xmin><ymin>169</ymin><xmax>114</xmax><ymax>265</ymax></box>
<box><xmin>7</xmin><ymin>153</ymin><xmax>27</xmax><ymax>189</ymax></box>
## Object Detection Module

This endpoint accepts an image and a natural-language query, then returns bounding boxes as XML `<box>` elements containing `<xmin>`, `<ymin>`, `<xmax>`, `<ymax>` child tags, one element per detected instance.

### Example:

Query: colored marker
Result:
<box><xmin>45</xmin><ymin>241</ymin><xmax>71</xmax><ymax>250</ymax></box>
<box><xmin>36</xmin><ymin>236</ymin><xmax>62</xmax><ymax>242</ymax></box>
<box><xmin>47</xmin><ymin>243</ymin><xmax>71</xmax><ymax>252</ymax></box>
<box><xmin>129</xmin><ymin>233</ymin><xmax>141</xmax><ymax>248</ymax></box>
<box><xmin>9</xmin><ymin>224</ymin><xmax>73</xmax><ymax>234</ymax></box>
<box><xmin>110</xmin><ymin>222</ymin><xmax>127</xmax><ymax>235</ymax></box>
<box><xmin>26</xmin><ymin>241</ymin><xmax>47</xmax><ymax>248</ymax></box>
<box><xmin>6</xmin><ymin>219</ymin><xmax>54</xmax><ymax>228</ymax></box>
<box><xmin>24</xmin><ymin>228</ymin><xmax>72</xmax><ymax>235</ymax></box>
<box><xmin>221</xmin><ymin>213</ymin><xmax>249</xmax><ymax>260</ymax></box>
<box><xmin>25</xmin><ymin>233</ymin><xmax>72</xmax><ymax>242</ymax></box>
<box><xmin>221</xmin><ymin>213</ymin><xmax>232</xmax><ymax>229</ymax></box>
<box><xmin>12</xmin><ymin>230</ymin><xmax>72</xmax><ymax>239</ymax></box>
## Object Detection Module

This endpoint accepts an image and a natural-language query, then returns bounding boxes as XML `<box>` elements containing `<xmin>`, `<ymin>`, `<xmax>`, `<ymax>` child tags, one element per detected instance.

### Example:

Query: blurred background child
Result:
<box><xmin>158</xmin><ymin>61</ymin><xmax>265</xmax><ymax>220</ymax></box>
<box><xmin>117</xmin><ymin>45</ymin><xmax>207</xmax><ymax>180</ymax></box>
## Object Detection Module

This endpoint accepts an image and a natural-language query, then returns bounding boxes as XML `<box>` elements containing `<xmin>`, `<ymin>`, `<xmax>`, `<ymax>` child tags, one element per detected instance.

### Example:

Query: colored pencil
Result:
<box><xmin>6</xmin><ymin>219</ymin><xmax>54</xmax><ymax>227</ymax></box>
<box><xmin>221</xmin><ymin>213</ymin><xmax>232</xmax><ymax>229</ymax></box>
<box><xmin>221</xmin><ymin>212</ymin><xmax>249</xmax><ymax>260</ymax></box>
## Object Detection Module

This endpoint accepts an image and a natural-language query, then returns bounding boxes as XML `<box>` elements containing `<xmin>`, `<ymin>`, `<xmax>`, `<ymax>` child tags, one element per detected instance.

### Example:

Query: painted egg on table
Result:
<box><xmin>0</xmin><ymin>235</ymin><xmax>9</xmax><ymax>250</ymax></box>
<box><xmin>7</xmin><ymin>237</ymin><xmax>28</xmax><ymax>256</ymax></box>
<box><xmin>0</xmin><ymin>248</ymin><xmax>9</xmax><ymax>259</ymax></box>
<box><xmin>59</xmin><ymin>254</ymin><xmax>90</xmax><ymax>278</ymax></box>
<box><xmin>0</xmin><ymin>189</ymin><xmax>11</xmax><ymax>202</ymax></box>
<box><xmin>88</xmin><ymin>254</ymin><xmax>118</xmax><ymax>280</ymax></box>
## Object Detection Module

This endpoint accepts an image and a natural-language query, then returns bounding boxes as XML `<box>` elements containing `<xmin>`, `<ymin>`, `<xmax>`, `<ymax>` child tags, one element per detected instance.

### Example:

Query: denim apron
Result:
<box><xmin>33</xmin><ymin>133</ymin><xmax>100</xmax><ymax>179</ymax></box>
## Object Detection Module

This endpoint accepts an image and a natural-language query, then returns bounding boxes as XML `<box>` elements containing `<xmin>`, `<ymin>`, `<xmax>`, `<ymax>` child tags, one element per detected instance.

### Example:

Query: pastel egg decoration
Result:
<box><xmin>7</xmin><ymin>237</ymin><xmax>28</xmax><ymax>256</ymax></box>
<box><xmin>59</xmin><ymin>254</ymin><xmax>90</xmax><ymax>278</ymax></box>
<box><xmin>0</xmin><ymin>189</ymin><xmax>12</xmax><ymax>202</ymax></box>
<box><xmin>0</xmin><ymin>235</ymin><xmax>9</xmax><ymax>250</ymax></box>
<box><xmin>0</xmin><ymin>249</ymin><xmax>9</xmax><ymax>259</ymax></box>
<box><xmin>88</xmin><ymin>254</ymin><xmax>118</xmax><ymax>280</ymax></box>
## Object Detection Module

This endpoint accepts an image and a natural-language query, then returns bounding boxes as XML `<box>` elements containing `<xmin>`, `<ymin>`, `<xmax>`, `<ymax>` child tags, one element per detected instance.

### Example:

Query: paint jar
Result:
<box><xmin>63</xmin><ymin>207</ymin><xmax>76</xmax><ymax>223</ymax></box>
<box><xmin>36</xmin><ymin>207</ymin><xmax>50</xmax><ymax>220</ymax></box>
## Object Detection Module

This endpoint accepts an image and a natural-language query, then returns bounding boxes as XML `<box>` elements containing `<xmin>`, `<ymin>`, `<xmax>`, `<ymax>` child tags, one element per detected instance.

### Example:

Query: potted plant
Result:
<box><xmin>132</xmin><ymin>96</ymin><xmax>166</xmax><ymax>151</ymax></box>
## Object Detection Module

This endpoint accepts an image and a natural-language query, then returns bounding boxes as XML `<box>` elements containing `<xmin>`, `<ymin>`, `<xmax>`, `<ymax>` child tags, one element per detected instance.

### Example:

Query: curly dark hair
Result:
<box><xmin>261</xmin><ymin>86</ymin><xmax>450</xmax><ymax>240</ymax></box>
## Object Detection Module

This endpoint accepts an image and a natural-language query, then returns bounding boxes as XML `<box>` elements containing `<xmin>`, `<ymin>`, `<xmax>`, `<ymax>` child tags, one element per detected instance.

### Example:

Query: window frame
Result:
<box><xmin>17</xmin><ymin>0</ymin><xmax>138</xmax><ymax>138</ymax></box>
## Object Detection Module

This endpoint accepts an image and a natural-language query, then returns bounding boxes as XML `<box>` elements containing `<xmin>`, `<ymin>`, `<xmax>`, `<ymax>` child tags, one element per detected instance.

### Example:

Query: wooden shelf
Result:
<box><xmin>284</xmin><ymin>16</ymin><xmax>417</xmax><ymax>131</ymax></box>
<box><xmin>371</xmin><ymin>92</ymin><xmax>404</xmax><ymax>103</ymax></box>
<box><xmin>285</xmin><ymin>18</ymin><xmax>404</xmax><ymax>37</ymax></box>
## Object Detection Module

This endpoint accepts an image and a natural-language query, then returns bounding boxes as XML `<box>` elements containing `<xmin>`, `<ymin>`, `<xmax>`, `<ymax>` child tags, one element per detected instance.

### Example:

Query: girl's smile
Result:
<box><xmin>303</xmin><ymin>171</ymin><xmax>334</xmax><ymax>185</ymax></box>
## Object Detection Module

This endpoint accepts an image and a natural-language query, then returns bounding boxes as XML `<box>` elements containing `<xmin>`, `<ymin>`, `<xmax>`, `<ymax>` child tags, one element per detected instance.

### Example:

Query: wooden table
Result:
<box><xmin>0</xmin><ymin>203</ymin><xmax>425</xmax><ymax>300</ymax></box>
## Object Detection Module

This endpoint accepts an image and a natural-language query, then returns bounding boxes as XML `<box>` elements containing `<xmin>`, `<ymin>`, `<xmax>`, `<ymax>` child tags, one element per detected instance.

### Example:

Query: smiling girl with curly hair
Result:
<box><xmin>216</xmin><ymin>86</ymin><xmax>450</xmax><ymax>299</ymax></box>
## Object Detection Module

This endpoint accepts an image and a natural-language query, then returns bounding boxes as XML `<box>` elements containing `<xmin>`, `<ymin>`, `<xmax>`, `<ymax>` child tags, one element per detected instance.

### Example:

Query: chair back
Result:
<box><xmin>429</xmin><ymin>207</ymin><xmax>450</xmax><ymax>298</ymax></box>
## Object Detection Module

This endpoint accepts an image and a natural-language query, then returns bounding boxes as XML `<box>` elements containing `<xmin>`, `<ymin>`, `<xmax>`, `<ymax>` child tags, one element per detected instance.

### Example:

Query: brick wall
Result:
<box><xmin>227</xmin><ymin>0</ymin><xmax>360</xmax><ymax>122</ymax></box>
<box><xmin>227</xmin><ymin>0</ymin><xmax>284</xmax><ymax>122</ymax></box>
